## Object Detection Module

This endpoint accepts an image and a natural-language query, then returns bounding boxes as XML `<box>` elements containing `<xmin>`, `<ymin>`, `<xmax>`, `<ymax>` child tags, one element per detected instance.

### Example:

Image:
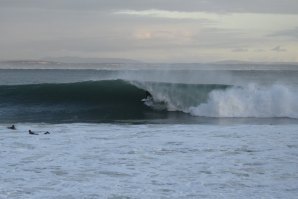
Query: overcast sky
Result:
<box><xmin>1</xmin><ymin>0</ymin><xmax>298</xmax><ymax>62</ymax></box>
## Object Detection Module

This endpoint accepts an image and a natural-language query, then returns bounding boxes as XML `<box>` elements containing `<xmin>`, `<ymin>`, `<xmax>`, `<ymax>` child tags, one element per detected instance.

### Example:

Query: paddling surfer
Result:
<box><xmin>28</xmin><ymin>130</ymin><xmax>38</xmax><ymax>135</ymax></box>
<box><xmin>7</xmin><ymin>125</ymin><xmax>16</xmax><ymax>130</ymax></box>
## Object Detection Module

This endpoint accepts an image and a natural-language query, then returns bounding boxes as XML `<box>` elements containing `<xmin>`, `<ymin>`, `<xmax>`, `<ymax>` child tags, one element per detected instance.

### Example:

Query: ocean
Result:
<box><xmin>1</xmin><ymin>65</ymin><xmax>298</xmax><ymax>198</ymax></box>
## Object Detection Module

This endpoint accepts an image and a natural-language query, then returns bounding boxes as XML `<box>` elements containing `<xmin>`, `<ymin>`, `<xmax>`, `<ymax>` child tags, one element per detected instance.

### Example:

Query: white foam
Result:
<box><xmin>1</xmin><ymin>123</ymin><xmax>298</xmax><ymax>198</ymax></box>
<box><xmin>189</xmin><ymin>84</ymin><xmax>298</xmax><ymax>118</ymax></box>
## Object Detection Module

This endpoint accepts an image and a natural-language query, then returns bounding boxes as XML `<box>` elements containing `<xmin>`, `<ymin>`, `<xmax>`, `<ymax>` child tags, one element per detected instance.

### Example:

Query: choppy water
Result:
<box><xmin>1</xmin><ymin>123</ymin><xmax>298</xmax><ymax>199</ymax></box>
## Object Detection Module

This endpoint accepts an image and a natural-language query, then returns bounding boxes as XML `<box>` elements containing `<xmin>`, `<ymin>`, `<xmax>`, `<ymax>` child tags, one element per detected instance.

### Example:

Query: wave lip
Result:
<box><xmin>189</xmin><ymin>84</ymin><xmax>298</xmax><ymax>118</ymax></box>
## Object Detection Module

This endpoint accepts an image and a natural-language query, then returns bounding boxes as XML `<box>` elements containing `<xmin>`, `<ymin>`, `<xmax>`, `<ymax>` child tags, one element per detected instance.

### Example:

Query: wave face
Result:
<box><xmin>0</xmin><ymin>80</ymin><xmax>153</xmax><ymax>123</ymax></box>
<box><xmin>0</xmin><ymin>78</ymin><xmax>298</xmax><ymax>123</ymax></box>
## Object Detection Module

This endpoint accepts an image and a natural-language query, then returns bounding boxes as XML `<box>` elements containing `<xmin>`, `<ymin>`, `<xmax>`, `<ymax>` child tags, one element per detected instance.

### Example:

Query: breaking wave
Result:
<box><xmin>0</xmin><ymin>79</ymin><xmax>297</xmax><ymax>123</ymax></box>
<box><xmin>188</xmin><ymin>84</ymin><xmax>298</xmax><ymax>118</ymax></box>
<box><xmin>133</xmin><ymin>82</ymin><xmax>298</xmax><ymax>119</ymax></box>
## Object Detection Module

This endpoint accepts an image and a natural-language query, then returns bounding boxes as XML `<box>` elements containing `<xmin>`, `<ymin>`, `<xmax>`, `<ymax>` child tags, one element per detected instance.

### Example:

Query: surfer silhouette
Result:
<box><xmin>145</xmin><ymin>91</ymin><xmax>152</xmax><ymax>99</ymax></box>
<box><xmin>7</xmin><ymin>124</ymin><xmax>16</xmax><ymax>130</ymax></box>
<box><xmin>142</xmin><ymin>91</ymin><xmax>154</xmax><ymax>106</ymax></box>
<box><xmin>28</xmin><ymin>130</ymin><xmax>38</xmax><ymax>135</ymax></box>
<box><xmin>44</xmin><ymin>131</ymin><xmax>50</xmax><ymax>134</ymax></box>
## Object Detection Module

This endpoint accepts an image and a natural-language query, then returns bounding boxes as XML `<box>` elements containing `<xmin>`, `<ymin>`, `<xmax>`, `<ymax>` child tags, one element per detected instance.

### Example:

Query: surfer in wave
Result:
<box><xmin>144</xmin><ymin>91</ymin><xmax>153</xmax><ymax>101</ymax></box>
<box><xmin>145</xmin><ymin>91</ymin><xmax>152</xmax><ymax>99</ymax></box>
<box><xmin>142</xmin><ymin>90</ymin><xmax>167</xmax><ymax>110</ymax></box>
<box><xmin>142</xmin><ymin>91</ymin><xmax>154</xmax><ymax>105</ymax></box>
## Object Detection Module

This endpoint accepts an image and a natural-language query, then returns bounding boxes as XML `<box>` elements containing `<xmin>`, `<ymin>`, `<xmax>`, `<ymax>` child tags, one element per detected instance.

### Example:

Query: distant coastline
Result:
<box><xmin>0</xmin><ymin>58</ymin><xmax>298</xmax><ymax>70</ymax></box>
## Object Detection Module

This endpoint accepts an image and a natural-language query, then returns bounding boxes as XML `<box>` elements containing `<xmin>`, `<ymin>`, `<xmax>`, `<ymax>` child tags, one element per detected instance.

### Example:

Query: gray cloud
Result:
<box><xmin>232</xmin><ymin>48</ymin><xmax>248</xmax><ymax>52</ymax></box>
<box><xmin>270</xmin><ymin>27</ymin><xmax>298</xmax><ymax>39</ymax></box>
<box><xmin>254</xmin><ymin>49</ymin><xmax>265</xmax><ymax>52</ymax></box>
<box><xmin>0</xmin><ymin>0</ymin><xmax>297</xmax><ymax>62</ymax></box>
<box><xmin>271</xmin><ymin>46</ymin><xmax>287</xmax><ymax>52</ymax></box>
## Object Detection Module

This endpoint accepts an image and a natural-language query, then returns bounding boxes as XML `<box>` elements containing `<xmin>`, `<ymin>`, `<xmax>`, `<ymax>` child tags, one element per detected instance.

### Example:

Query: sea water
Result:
<box><xmin>1</xmin><ymin>124</ymin><xmax>298</xmax><ymax>199</ymax></box>
<box><xmin>0</xmin><ymin>65</ymin><xmax>298</xmax><ymax>198</ymax></box>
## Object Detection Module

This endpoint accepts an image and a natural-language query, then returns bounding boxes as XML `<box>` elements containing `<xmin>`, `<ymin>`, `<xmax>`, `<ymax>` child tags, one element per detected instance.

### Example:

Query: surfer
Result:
<box><xmin>7</xmin><ymin>124</ymin><xmax>16</xmax><ymax>130</ymax></box>
<box><xmin>142</xmin><ymin>90</ymin><xmax>155</xmax><ymax>106</ymax></box>
<box><xmin>28</xmin><ymin>130</ymin><xmax>38</xmax><ymax>135</ymax></box>
<box><xmin>44</xmin><ymin>131</ymin><xmax>50</xmax><ymax>134</ymax></box>
<box><xmin>145</xmin><ymin>91</ymin><xmax>152</xmax><ymax>99</ymax></box>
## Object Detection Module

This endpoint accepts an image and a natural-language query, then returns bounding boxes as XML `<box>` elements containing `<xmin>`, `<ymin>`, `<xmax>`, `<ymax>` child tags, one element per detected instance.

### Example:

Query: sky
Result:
<box><xmin>0</xmin><ymin>0</ymin><xmax>298</xmax><ymax>63</ymax></box>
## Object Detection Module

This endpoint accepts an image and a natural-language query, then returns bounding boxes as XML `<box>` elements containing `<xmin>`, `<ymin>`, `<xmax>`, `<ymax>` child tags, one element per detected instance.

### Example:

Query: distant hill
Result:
<box><xmin>42</xmin><ymin>57</ymin><xmax>141</xmax><ymax>64</ymax></box>
<box><xmin>213</xmin><ymin>60</ymin><xmax>298</xmax><ymax>65</ymax></box>
<box><xmin>0</xmin><ymin>57</ymin><xmax>143</xmax><ymax>69</ymax></box>
<box><xmin>0</xmin><ymin>60</ymin><xmax>61</xmax><ymax>65</ymax></box>
<box><xmin>1</xmin><ymin>58</ymin><xmax>297</xmax><ymax>70</ymax></box>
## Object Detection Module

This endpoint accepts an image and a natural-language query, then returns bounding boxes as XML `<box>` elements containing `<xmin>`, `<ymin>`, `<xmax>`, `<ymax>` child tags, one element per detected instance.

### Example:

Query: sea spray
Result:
<box><xmin>189</xmin><ymin>84</ymin><xmax>298</xmax><ymax>118</ymax></box>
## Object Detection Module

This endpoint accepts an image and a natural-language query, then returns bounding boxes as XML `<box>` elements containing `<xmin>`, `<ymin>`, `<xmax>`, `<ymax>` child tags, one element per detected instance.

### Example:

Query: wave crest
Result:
<box><xmin>189</xmin><ymin>84</ymin><xmax>298</xmax><ymax>118</ymax></box>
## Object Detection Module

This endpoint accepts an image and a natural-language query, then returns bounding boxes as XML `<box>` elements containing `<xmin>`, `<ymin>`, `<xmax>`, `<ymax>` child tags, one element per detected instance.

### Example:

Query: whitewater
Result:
<box><xmin>1</xmin><ymin>123</ymin><xmax>298</xmax><ymax>199</ymax></box>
